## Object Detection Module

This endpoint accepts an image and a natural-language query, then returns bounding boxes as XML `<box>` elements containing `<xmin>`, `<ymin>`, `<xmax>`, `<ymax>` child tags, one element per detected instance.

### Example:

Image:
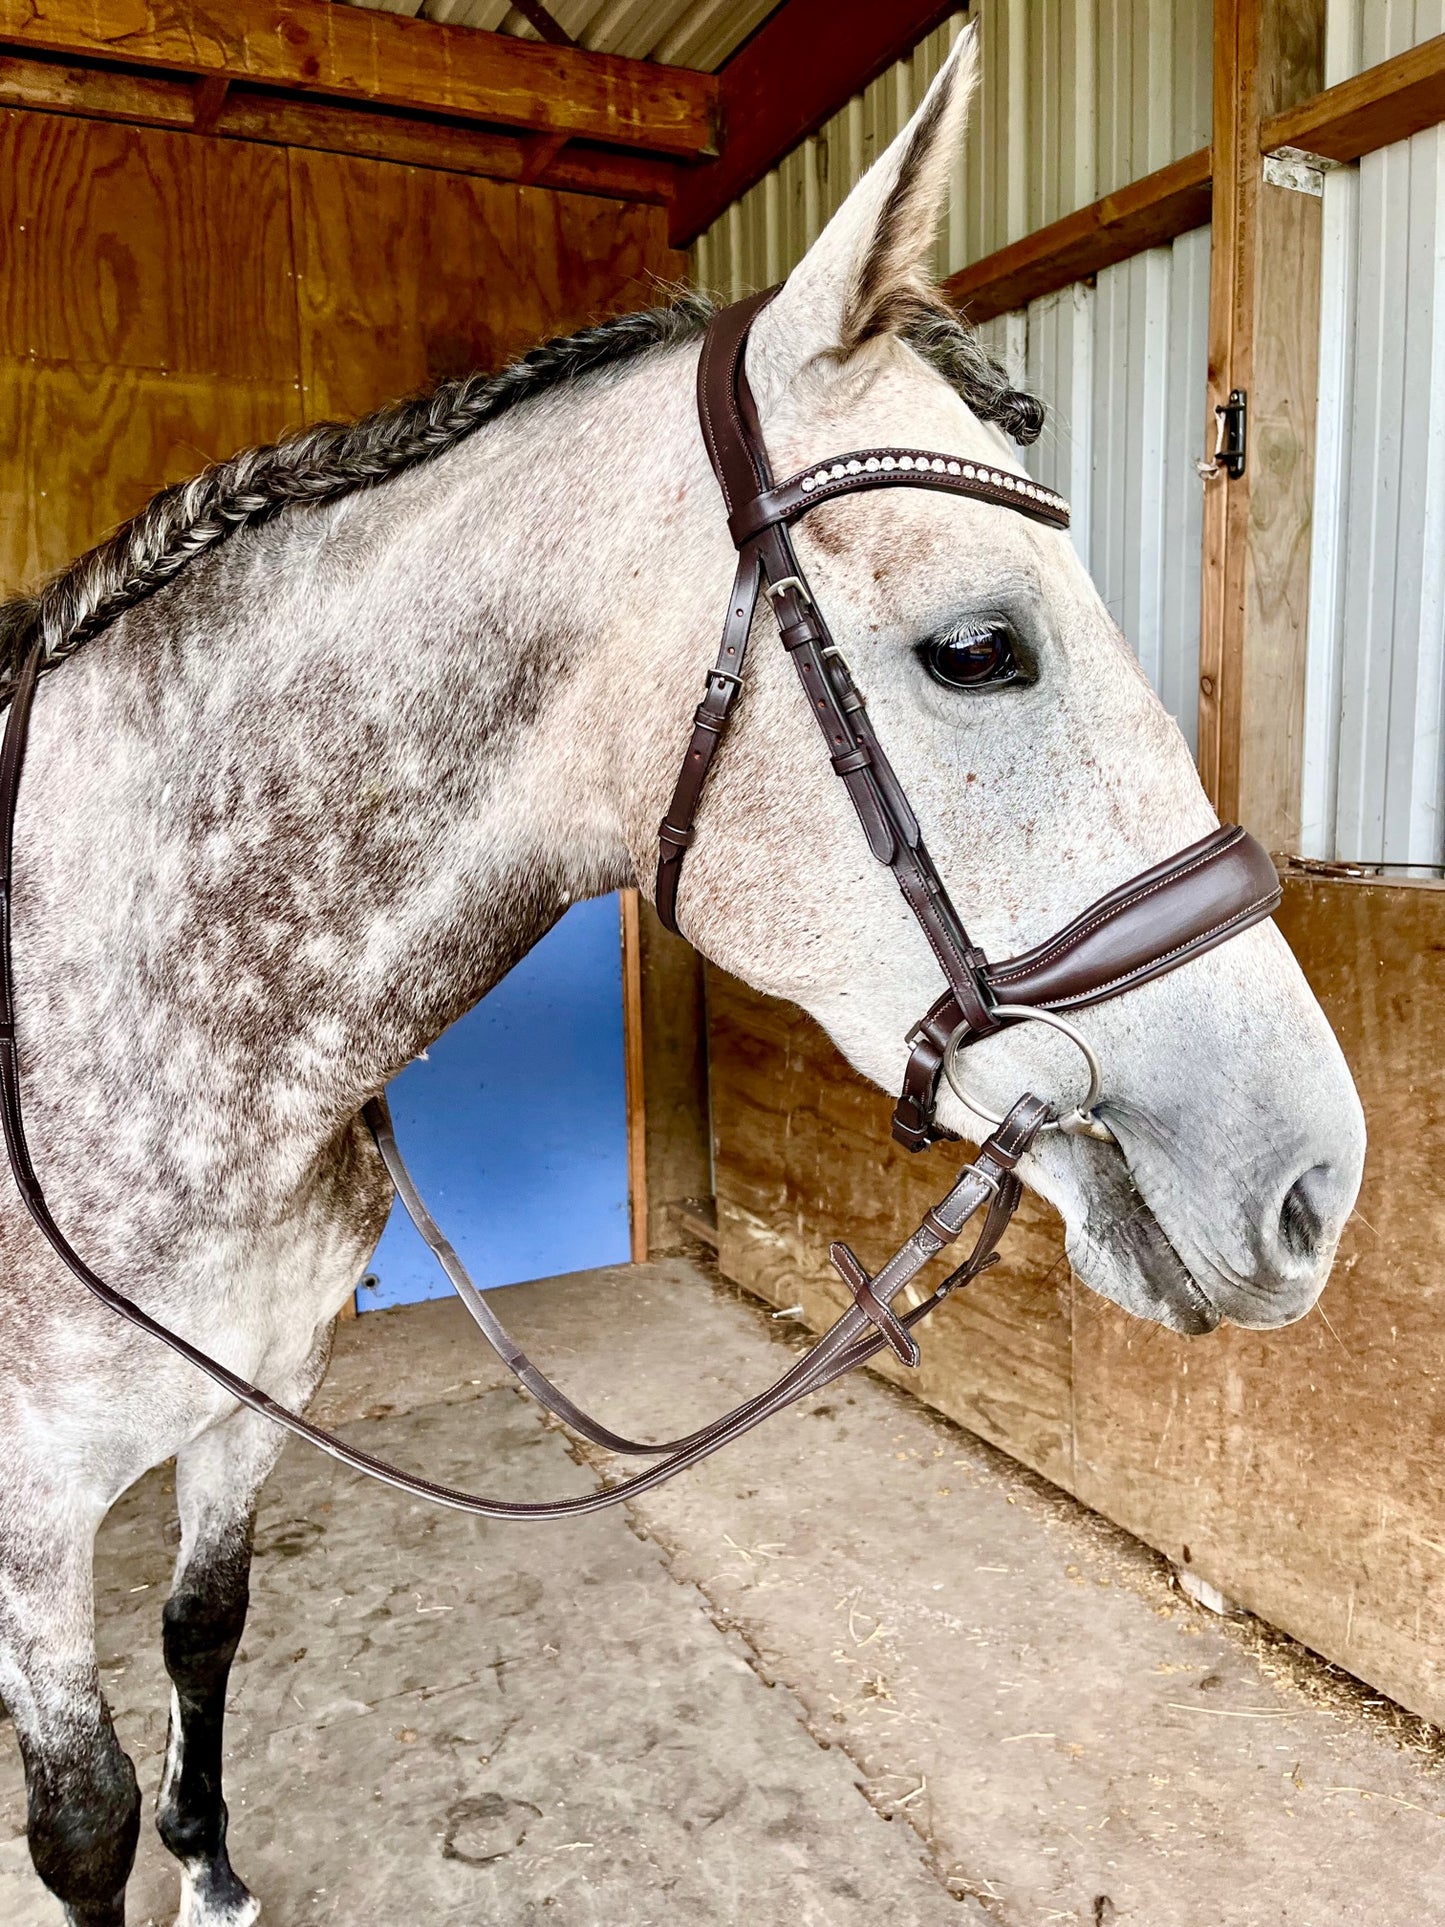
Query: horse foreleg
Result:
<box><xmin>0</xmin><ymin>1505</ymin><xmax>141</xmax><ymax>1926</ymax></box>
<box><xmin>157</xmin><ymin>1350</ymin><xmax>327</xmax><ymax>1927</ymax></box>
<box><xmin>156</xmin><ymin>1507</ymin><xmax>258</xmax><ymax>1926</ymax></box>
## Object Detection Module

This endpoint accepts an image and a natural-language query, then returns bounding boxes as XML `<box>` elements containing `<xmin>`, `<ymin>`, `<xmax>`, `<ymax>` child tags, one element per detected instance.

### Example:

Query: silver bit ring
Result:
<box><xmin>942</xmin><ymin>1004</ymin><xmax>1115</xmax><ymax>1141</ymax></box>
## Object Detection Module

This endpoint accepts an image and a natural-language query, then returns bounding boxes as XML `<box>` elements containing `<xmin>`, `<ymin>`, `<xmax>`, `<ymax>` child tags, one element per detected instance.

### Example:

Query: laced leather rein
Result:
<box><xmin>0</xmin><ymin>293</ymin><xmax>1281</xmax><ymax>1521</ymax></box>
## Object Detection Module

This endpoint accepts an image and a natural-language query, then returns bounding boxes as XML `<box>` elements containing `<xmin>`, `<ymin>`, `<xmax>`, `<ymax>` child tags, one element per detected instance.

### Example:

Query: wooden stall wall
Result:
<box><xmin>709</xmin><ymin>874</ymin><xmax>1445</xmax><ymax>1726</ymax></box>
<box><xmin>0</xmin><ymin>106</ymin><xmax>682</xmax><ymax>599</ymax></box>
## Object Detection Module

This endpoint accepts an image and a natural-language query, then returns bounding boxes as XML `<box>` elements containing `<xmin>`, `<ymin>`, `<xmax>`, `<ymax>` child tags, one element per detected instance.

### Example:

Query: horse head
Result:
<box><xmin>634</xmin><ymin>35</ymin><xmax>1365</xmax><ymax>1335</ymax></box>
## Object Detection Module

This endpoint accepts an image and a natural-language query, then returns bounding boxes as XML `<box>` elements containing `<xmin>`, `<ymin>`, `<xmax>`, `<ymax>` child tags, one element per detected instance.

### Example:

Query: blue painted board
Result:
<box><xmin>358</xmin><ymin>894</ymin><xmax>630</xmax><ymax>1309</ymax></box>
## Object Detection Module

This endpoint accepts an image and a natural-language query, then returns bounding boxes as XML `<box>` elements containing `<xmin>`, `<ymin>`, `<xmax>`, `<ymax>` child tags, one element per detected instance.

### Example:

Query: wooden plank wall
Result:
<box><xmin>623</xmin><ymin>894</ymin><xmax>714</xmax><ymax>1260</ymax></box>
<box><xmin>709</xmin><ymin>874</ymin><xmax>1445</xmax><ymax>1726</ymax></box>
<box><xmin>0</xmin><ymin>106</ymin><xmax>682</xmax><ymax>599</ymax></box>
<box><xmin>1197</xmin><ymin>0</ymin><xmax>1327</xmax><ymax>843</ymax></box>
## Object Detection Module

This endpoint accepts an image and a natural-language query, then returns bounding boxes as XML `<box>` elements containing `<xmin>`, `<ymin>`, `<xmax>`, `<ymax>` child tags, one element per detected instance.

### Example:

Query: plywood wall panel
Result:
<box><xmin>0</xmin><ymin>359</ymin><xmax>301</xmax><ymax>598</ymax></box>
<box><xmin>0</xmin><ymin>108</ymin><xmax>680</xmax><ymax>601</ymax></box>
<box><xmin>625</xmin><ymin>897</ymin><xmax>713</xmax><ymax>1257</ymax></box>
<box><xmin>289</xmin><ymin>148</ymin><xmax>682</xmax><ymax>420</ymax></box>
<box><xmin>518</xmin><ymin>186</ymin><xmax>687</xmax><ymax>347</ymax></box>
<box><xmin>0</xmin><ymin>111</ymin><xmax>296</xmax><ymax>380</ymax></box>
<box><xmin>1071</xmin><ymin>875</ymin><xmax>1445</xmax><ymax>1721</ymax></box>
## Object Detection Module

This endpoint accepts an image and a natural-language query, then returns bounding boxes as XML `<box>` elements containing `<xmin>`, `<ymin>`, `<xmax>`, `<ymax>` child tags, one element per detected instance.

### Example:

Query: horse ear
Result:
<box><xmin>746</xmin><ymin>27</ymin><xmax>978</xmax><ymax>391</ymax></box>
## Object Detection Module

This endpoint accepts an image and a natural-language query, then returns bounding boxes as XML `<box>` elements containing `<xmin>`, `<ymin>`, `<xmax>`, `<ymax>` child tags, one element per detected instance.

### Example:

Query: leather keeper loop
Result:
<box><xmin>657</xmin><ymin>820</ymin><xmax>695</xmax><ymax>851</ymax></box>
<box><xmin>920</xmin><ymin>1208</ymin><xmax>957</xmax><ymax>1247</ymax></box>
<box><xmin>891</xmin><ymin>1098</ymin><xmax>936</xmax><ymax>1153</ymax></box>
<box><xmin>832</xmin><ymin>745</ymin><xmax>872</xmax><ymax>775</ymax></box>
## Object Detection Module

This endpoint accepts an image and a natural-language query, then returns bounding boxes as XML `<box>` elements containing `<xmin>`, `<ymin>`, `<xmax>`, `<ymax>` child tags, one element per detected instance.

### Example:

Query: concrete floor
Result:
<box><xmin>2</xmin><ymin>1261</ymin><xmax>1443</xmax><ymax>1926</ymax></box>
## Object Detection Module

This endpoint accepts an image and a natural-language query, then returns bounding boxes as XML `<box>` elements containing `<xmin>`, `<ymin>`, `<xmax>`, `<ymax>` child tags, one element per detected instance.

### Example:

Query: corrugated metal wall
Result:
<box><xmin>1018</xmin><ymin>234</ymin><xmax>1213</xmax><ymax>745</ymax></box>
<box><xmin>1302</xmin><ymin>0</ymin><xmax>1445</xmax><ymax>869</ymax></box>
<box><xmin>691</xmin><ymin>0</ymin><xmax>1214</xmax><ymax>751</ymax></box>
<box><xmin>1324</xmin><ymin>0</ymin><xmax>1444</xmax><ymax>78</ymax></box>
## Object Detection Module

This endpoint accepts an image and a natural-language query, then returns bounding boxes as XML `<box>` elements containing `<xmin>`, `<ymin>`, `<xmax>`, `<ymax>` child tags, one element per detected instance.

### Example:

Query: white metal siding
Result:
<box><xmin>1325</xmin><ymin>0</ymin><xmax>1444</xmax><ymax>81</ymax></box>
<box><xmin>691</xmin><ymin>0</ymin><xmax>1213</xmax><ymax>749</ymax></box>
<box><xmin>973</xmin><ymin>233</ymin><xmax>1211</xmax><ymax>753</ymax></box>
<box><xmin>1301</xmin><ymin>1</ymin><xmax>1445</xmax><ymax>866</ymax></box>
<box><xmin>693</xmin><ymin>2</ymin><xmax>1212</xmax><ymax>294</ymax></box>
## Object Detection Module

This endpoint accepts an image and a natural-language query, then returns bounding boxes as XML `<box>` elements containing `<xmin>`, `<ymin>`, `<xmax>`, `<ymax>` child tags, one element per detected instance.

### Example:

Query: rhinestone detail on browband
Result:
<box><xmin>722</xmin><ymin>446</ymin><xmax>1072</xmax><ymax>545</ymax></box>
<box><xmin>797</xmin><ymin>456</ymin><xmax>1066</xmax><ymax>518</ymax></box>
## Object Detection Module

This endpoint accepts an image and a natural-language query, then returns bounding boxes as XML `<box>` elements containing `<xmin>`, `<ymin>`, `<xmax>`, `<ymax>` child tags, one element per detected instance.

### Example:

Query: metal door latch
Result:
<box><xmin>1196</xmin><ymin>390</ymin><xmax>1247</xmax><ymax>480</ymax></box>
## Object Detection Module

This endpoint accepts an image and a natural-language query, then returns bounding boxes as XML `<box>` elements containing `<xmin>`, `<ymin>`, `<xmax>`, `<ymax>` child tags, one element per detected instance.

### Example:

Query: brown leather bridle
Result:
<box><xmin>656</xmin><ymin>291</ymin><xmax>1281</xmax><ymax>1161</ymax></box>
<box><xmin>0</xmin><ymin>294</ymin><xmax>1281</xmax><ymax>1520</ymax></box>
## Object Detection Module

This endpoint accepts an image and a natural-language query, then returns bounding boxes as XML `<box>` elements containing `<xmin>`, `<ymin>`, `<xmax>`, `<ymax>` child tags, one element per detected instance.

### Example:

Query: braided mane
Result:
<box><xmin>0</xmin><ymin>287</ymin><xmax>1042</xmax><ymax>689</ymax></box>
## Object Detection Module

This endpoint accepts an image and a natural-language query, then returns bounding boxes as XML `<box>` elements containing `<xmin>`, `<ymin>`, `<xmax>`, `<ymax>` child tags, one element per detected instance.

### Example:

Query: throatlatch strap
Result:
<box><xmin>655</xmin><ymin>545</ymin><xmax>763</xmax><ymax>934</ymax></box>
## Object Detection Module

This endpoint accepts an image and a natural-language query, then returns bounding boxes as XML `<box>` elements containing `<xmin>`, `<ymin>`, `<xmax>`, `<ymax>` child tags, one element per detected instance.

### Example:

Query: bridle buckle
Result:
<box><xmin>767</xmin><ymin>575</ymin><xmax>812</xmax><ymax>606</ymax></box>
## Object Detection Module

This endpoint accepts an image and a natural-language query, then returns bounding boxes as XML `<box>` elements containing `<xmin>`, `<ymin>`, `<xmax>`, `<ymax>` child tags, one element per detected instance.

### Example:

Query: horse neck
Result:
<box><xmin>15</xmin><ymin>346</ymin><xmax>712</xmax><ymax>1186</ymax></box>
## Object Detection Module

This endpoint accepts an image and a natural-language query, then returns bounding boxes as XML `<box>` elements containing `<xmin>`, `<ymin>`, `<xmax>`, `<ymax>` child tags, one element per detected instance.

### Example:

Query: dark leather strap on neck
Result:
<box><xmin>696</xmin><ymin>287</ymin><xmax>776</xmax><ymax>515</ymax></box>
<box><xmin>661</xmin><ymin>292</ymin><xmax>1004</xmax><ymax>1035</ymax></box>
<box><xmin>655</xmin><ymin>545</ymin><xmax>761</xmax><ymax>934</ymax></box>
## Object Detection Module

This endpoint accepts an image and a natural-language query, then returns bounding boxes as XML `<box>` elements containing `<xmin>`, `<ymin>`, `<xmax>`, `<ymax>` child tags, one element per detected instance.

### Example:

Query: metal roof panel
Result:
<box><xmin>332</xmin><ymin>0</ymin><xmax>776</xmax><ymax>70</ymax></box>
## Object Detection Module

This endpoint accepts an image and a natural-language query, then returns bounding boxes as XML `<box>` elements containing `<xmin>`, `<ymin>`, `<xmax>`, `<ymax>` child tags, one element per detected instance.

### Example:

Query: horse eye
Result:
<box><xmin>919</xmin><ymin>623</ymin><xmax>1025</xmax><ymax>690</ymax></box>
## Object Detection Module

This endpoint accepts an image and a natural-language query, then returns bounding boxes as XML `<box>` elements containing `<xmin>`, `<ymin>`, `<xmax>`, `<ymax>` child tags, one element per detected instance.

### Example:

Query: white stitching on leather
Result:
<box><xmin>987</xmin><ymin>831</ymin><xmax>1248</xmax><ymax>985</ymax></box>
<box><xmin>1021</xmin><ymin>896</ymin><xmax>1279</xmax><ymax>1006</ymax></box>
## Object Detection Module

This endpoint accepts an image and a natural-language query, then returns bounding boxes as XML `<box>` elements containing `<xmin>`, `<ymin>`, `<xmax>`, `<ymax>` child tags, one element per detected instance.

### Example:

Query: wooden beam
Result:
<box><xmin>1263</xmin><ymin>32</ymin><xmax>1445</xmax><ymax>163</ymax></box>
<box><xmin>1197</xmin><ymin>0</ymin><xmax>1326</xmax><ymax>844</ymax></box>
<box><xmin>668</xmin><ymin>0</ymin><xmax>964</xmax><ymax>249</ymax></box>
<box><xmin>191</xmin><ymin>70</ymin><xmax>228</xmax><ymax>132</ymax></box>
<box><xmin>1197</xmin><ymin>0</ymin><xmax>1250</xmax><ymax>819</ymax></box>
<box><xmin>620</xmin><ymin>890</ymin><xmax>649</xmax><ymax>1264</ymax></box>
<box><xmin>0</xmin><ymin>55</ymin><xmax>677</xmax><ymax>202</ymax></box>
<box><xmin>620</xmin><ymin>894</ymin><xmax>714</xmax><ymax>1262</ymax></box>
<box><xmin>943</xmin><ymin>148</ymin><xmax>1212</xmax><ymax>326</ymax></box>
<box><xmin>520</xmin><ymin>129</ymin><xmax>568</xmax><ymax>185</ymax></box>
<box><xmin>0</xmin><ymin>0</ymin><xmax>717</xmax><ymax>156</ymax></box>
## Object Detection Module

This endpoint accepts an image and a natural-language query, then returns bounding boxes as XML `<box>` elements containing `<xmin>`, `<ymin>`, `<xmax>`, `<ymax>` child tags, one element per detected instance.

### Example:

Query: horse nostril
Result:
<box><xmin>1278</xmin><ymin>1165</ymin><xmax>1334</xmax><ymax>1264</ymax></box>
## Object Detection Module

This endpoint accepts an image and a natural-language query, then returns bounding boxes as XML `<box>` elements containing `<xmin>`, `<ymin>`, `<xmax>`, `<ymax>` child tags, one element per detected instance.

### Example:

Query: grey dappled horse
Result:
<box><xmin>0</xmin><ymin>39</ymin><xmax>1362</xmax><ymax>1925</ymax></box>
